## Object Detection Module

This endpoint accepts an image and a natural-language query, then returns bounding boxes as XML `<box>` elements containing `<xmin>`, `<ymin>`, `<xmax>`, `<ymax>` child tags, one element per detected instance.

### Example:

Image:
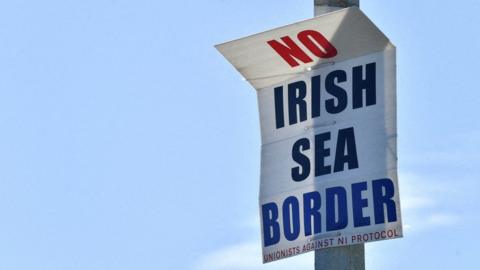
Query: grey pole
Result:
<box><xmin>314</xmin><ymin>0</ymin><xmax>365</xmax><ymax>270</ymax></box>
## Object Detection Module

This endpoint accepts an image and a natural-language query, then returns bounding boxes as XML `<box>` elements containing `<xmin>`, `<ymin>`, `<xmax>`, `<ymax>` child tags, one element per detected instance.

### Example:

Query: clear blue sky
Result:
<box><xmin>0</xmin><ymin>0</ymin><xmax>479</xmax><ymax>269</ymax></box>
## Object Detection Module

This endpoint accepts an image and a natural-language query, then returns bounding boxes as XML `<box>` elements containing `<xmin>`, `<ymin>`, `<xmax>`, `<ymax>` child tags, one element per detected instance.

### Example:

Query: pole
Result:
<box><xmin>313</xmin><ymin>2</ymin><xmax>365</xmax><ymax>270</ymax></box>
<box><xmin>314</xmin><ymin>0</ymin><xmax>359</xmax><ymax>15</ymax></box>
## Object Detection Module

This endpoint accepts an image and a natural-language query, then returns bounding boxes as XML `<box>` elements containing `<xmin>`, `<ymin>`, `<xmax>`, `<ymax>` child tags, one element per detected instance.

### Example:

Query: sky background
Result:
<box><xmin>0</xmin><ymin>0</ymin><xmax>479</xmax><ymax>269</ymax></box>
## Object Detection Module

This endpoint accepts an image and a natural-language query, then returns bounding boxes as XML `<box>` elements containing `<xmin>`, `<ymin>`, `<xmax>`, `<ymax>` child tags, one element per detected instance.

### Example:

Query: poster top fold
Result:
<box><xmin>215</xmin><ymin>7</ymin><xmax>393</xmax><ymax>89</ymax></box>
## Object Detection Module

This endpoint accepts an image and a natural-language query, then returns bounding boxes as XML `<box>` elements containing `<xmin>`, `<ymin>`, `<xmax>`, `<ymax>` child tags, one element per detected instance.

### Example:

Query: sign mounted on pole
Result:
<box><xmin>216</xmin><ymin>7</ymin><xmax>402</xmax><ymax>263</ymax></box>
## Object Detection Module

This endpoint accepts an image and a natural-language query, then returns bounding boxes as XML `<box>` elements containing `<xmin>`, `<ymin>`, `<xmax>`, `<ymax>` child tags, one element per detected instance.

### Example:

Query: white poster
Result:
<box><xmin>216</xmin><ymin>7</ymin><xmax>401</xmax><ymax>263</ymax></box>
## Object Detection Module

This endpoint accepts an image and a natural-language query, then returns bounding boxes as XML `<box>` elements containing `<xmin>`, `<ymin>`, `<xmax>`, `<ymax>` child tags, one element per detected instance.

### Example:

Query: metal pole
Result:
<box><xmin>313</xmin><ymin>2</ymin><xmax>365</xmax><ymax>270</ymax></box>
<box><xmin>314</xmin><ymin>0</ymin><xmax>359</xmax><ymax>16</ymax></box>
